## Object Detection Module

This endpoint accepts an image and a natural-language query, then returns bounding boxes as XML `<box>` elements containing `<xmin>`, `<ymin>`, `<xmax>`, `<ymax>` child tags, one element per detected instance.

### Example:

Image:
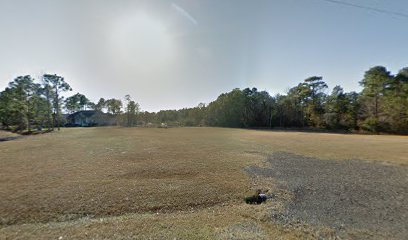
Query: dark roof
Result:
<box><xmin>68</xmin><ymin>110</ymin><xmax>102</xmax><ymax>118</ymax></box>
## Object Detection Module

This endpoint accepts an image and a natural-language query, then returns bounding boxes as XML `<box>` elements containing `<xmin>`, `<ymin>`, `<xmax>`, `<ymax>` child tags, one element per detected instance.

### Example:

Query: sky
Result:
<box><xmin>0</xmin><ymin>0</ymin><xmax>407</xmax><ymax>112</ymax></box>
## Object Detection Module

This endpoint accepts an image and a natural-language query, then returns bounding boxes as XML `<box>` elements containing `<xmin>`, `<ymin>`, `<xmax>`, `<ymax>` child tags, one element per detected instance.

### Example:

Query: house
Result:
<box><xmin>66</xmin><ymin>110</ymin><xmax>116</xmax><ymax>127</ymax></box>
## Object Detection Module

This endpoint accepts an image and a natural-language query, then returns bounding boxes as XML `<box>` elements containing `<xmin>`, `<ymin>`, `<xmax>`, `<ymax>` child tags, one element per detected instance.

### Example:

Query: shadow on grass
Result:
<box><xmin>246</xmin><ymin>152</ymin><xmax>408</xmax><ymax>239</ymax></box>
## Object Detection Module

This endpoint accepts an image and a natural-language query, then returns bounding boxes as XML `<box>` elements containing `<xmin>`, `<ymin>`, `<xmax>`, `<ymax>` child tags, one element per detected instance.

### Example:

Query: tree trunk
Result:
<box><xmin>55</xmin><ymin>87</ymin><xmax>60</xmax><ymax>131</ymax></box>
<box><xmin>375</xmin><ymin>94</ymin><xmax>380</xmax><ymax>133</ymax></box>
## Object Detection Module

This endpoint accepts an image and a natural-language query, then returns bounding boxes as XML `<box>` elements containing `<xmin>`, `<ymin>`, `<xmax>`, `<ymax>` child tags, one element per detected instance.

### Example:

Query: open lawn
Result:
<box><xmin>0</xmin><ymin>127</ymin><xmax>407</xmax><ymax>239</ymax></box>
<box><xmin>0</xmin><ymin>130</ymin><xmax>19</xmax><ymax>139</ymax></box>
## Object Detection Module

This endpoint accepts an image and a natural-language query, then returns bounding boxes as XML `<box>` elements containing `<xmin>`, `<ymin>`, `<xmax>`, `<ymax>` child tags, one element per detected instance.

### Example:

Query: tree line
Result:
<box><xmin>0</xmin><ymin>74</ymin><xmax>140</xmax><ymax>131</ymax></box>
<box><xmin>1</xmin><ymin>65</ymin><xmax>407</xmax><ymax>134</ymax></box>
<box><xmin>140</xmin><ymin>65</ymin><xmax>408</xmax><ymax>134</ymax></box>
<box><xmin>0</xmin><ymin>74</ymin><xmax>71</xmax><ymax>132</ymax></box>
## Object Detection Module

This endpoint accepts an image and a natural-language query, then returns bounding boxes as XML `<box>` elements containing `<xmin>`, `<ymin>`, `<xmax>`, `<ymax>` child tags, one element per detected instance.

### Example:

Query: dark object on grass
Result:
<box><xmin>245</xmin><ymin>189</ymin><xmax>268</xmax><ymax>204</ymax></box>
<box><xmin>245</xmin><ymin>195</ymin><xmax>266</xmax><ymax>204</ymax></box>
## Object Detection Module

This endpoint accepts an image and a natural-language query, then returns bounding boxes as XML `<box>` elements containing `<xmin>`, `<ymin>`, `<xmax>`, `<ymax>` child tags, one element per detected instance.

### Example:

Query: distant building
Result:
<box><xmin>66</xmin><ymin>110</ymin><xmax>116</xmax><ymax>127</ymax></box>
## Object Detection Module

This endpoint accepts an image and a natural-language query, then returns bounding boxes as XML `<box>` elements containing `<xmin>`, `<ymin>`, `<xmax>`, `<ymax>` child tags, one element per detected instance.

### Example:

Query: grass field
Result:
<box><xmin>0</xmin><ymin>127</ymin><xmax>407</xmax><ymax>239</ymax></box>
<box><xmin>0</xmin><ymin>130</ymin><xmax>19</xmax><ymax>138</ymax></box>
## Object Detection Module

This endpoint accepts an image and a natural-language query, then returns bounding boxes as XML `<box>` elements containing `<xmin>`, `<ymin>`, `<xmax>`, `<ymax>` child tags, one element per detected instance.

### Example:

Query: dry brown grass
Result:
<box><xmin>0</xmin><ymin>130</ymin><xmax>19</xmax><ymax>138</ymax></box>
<box><xmin>241</xmin><ymin>130</ymin><xmax>408</xmax><ymax>165</ymax></box>
<box><xmin>0</xmin><ymin>127</ymin><xmax>407</xmax><ymax>239</ymax></box>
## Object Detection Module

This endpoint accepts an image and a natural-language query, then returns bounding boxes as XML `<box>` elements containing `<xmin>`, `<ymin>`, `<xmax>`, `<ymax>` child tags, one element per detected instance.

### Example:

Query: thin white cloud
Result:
<box><xmin>171</xmin><ymin>2</ymin><xmax>198</xmax><ymax>25</ymax></box>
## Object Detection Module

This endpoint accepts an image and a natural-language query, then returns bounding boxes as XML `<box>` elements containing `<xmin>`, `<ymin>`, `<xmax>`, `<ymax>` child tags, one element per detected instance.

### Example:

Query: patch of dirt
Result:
<box><xmin>246</xmin><ymin>152</ymin><xmax>408</xmax><ymax>239</ymax></box>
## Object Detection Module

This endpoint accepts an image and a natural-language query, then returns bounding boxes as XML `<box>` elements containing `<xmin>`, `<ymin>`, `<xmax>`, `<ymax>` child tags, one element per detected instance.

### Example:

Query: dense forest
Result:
<box><xmin>1</xmin><ymin>65</ymin><xmax>407</xmax><ymax>134</ymax></box>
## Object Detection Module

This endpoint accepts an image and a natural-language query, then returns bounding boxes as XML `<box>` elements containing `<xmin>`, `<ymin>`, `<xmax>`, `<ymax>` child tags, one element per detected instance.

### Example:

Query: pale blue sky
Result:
<box><xmin>0</xmin><ymin>0</ymin><xmax>407</xmax><ymax>111</ymax></box>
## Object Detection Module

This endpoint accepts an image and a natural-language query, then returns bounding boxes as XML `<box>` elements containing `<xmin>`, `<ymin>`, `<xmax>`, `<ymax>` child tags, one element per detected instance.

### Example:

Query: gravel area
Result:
<box><xmin>246</xmin><ymin>152</ymin><xmax>408</xmax><ymax>239</ymax></box>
